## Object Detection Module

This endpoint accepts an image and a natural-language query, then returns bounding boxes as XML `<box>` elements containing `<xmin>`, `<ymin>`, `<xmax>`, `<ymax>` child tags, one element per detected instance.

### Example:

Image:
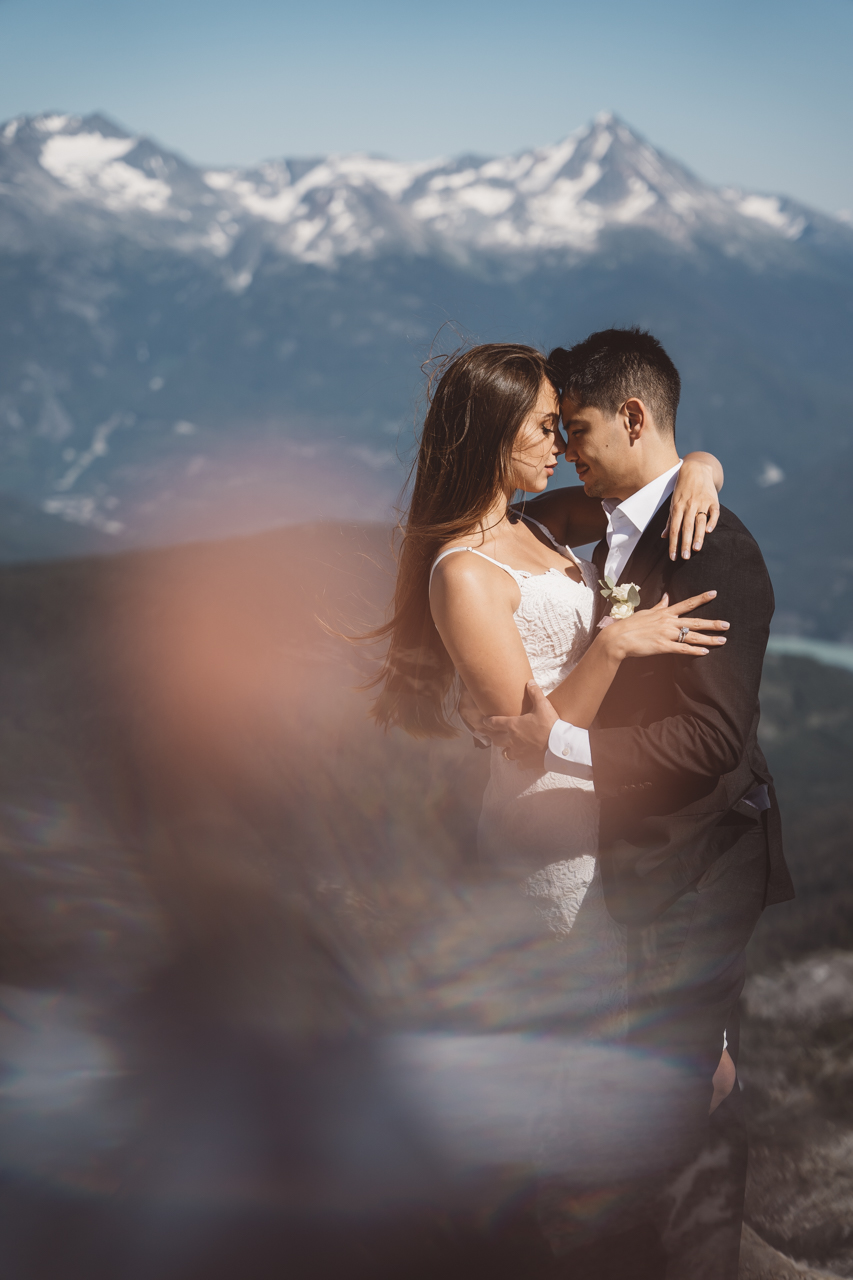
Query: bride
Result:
<box><xmin>368</xmin><ymin>342</ymin><xmax>728</xmax><ymax>1030</ymax></box>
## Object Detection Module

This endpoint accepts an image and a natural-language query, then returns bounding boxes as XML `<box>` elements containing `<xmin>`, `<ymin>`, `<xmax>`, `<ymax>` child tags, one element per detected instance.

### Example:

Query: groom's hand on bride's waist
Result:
<box><xmin>484</xmin><ymin>681</ymin><xmax>558</xmax><ymax>769</ymax></box>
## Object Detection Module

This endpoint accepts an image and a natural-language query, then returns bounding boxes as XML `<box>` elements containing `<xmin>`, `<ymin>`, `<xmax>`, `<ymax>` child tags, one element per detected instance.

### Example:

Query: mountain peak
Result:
<box><xmin>1</xmin><ymin>110</ymin><xmax>849</xmax><ymax>270</ymax></box>
<box><xmin>1</xmin><ymin>111</ymin><xmax>134</xmax><ymax>143</ymax></box>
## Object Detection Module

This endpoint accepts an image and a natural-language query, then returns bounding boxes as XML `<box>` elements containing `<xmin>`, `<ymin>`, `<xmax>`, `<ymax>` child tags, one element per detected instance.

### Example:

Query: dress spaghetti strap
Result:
<box><xmin>428</xmin><ymin>546</ymin><xmax>524</xmax><ymax>592</ymax></box>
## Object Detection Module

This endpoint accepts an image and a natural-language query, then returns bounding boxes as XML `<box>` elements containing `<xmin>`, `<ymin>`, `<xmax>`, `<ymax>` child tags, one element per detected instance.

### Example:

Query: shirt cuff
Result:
<box><xmin>544</xmin><ymin>720</ymin><xmax>594</xmax><ymax>781</ymax></box>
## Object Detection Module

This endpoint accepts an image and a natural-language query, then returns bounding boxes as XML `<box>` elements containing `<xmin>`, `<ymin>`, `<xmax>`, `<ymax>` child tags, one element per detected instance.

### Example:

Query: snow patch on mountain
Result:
<box><xmin>53</xmin><ymin>412</ymin><xmax>126</xmax><ymax>492</ymax></box>
<box><xmin>301</xmin><ymin>154</ymin><xmax>436</xmax><ymax>201</ymax></box>
<box><xmin>728</xmin><ymin>192</ymin><xmax>806</xmax><ymax>240</ymax></box>
<box><xmin>40</xmin><ymin>132</ymin><xmax>171</xmax><ymax>214</ymax></box>
<box><xmin>35</xmin><ymin>114</ymin><xmax>71</xmax><ymax>134</ymax></box>
<box><xmin>42</xmin><ymin>495</ymin><xmax>124</xmax><ymax>536</ymax></box>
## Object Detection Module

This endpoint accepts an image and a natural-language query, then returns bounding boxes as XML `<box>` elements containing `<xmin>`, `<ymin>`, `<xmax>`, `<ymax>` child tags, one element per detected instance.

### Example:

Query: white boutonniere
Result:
<box><xmin>598</xmin><ymin>577</ymin><xmax>641</xmax><ymax>628</ymax></box>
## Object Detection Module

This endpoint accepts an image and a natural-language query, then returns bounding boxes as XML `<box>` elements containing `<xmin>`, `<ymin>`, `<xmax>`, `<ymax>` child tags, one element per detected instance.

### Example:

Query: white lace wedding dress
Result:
<box><xmin>381</xmin><ymin>527</ymin><xmax>632</xmax><ymax>1248</ymax></box>
<box><xmin>431</xmin><ymin>517</ymin><xmax>627</xmax><ymax>1027</ymax></box>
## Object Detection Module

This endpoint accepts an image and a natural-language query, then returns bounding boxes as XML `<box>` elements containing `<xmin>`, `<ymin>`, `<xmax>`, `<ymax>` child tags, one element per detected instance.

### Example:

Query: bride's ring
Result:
<box><xmin>678</xmin><ymin>625</ymin><xmax>690</xmax><ymax>643</ymax></box>
<box><xmin>502</xmin><ymin>748</ymin><xmax>511</xmax><ymax>761</ymax></box>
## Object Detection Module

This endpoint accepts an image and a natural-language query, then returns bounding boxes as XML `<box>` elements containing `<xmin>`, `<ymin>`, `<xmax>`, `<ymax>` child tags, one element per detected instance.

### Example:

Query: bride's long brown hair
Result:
<box><xmin>366</xmin><ymin>342</ymin><xmax>558</xmax><ymax>738</ymax></box>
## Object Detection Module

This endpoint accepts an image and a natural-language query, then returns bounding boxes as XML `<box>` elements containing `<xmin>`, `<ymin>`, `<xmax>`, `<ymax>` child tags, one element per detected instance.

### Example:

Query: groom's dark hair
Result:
<box><xmin>549</xmin><ymin>327</ymin><xmax>681</xmax><ymax>438</ymax></box>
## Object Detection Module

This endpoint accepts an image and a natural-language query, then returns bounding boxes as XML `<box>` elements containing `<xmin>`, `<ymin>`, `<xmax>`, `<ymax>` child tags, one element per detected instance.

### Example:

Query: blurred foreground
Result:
<box><xmin>0</xmin><ymin>522</ymin><xmax>851</xmax><ymax>1277</ymax></box>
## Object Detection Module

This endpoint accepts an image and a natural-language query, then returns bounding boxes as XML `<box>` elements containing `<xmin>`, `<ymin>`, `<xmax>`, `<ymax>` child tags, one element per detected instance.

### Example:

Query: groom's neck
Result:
<box><xmin>604</xmin><ymin>447</ymin><xmax>681</xmax><ymax>503</ymax></box>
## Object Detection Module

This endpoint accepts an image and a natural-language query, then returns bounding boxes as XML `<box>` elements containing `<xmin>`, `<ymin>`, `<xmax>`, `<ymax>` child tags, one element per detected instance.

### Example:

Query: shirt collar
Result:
<box><xmin>602</xmin><ymin>461</ymin><xmax>683</xmax><ymax>535</ymax></box>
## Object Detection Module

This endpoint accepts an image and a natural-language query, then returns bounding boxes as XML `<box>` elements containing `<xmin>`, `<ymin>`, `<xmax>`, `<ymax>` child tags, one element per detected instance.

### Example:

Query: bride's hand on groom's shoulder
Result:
<box><xmin>483</xmin><ymin>682</ymin><xmax>557</xmax><ymax>770</ymax></box>
<box><xmin>603</xmin><ymin>591</ymin><xmax>730</xmax><ymax>661</ymax></box>
<box><xmin>664</xmin><ymin>453</ymin><xmax>723</xmax><ymax>562</ymax></box>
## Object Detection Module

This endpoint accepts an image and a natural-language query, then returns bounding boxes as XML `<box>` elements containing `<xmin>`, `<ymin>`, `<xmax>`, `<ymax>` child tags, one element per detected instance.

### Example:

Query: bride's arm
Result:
<box><xmin>428</xmin><ymin>554</ymin><xmax>535</xmax><ymax>718</ymax></box>
<box><xmin>432</xmin><ymin>590</ymin><xmax>670</xmax><ymax>729</ymax></box>
<box><xmin>545</xmin><ymin>591</ymin><xmax>726</xmax><ymax>728</ymax></box>
<box><xmin>517</xmin><ymin>451</ymin><xmax>724</xmax><ymax>553</ymax></box>
<box><xmin>513</xmin><ymin>485</ymin><xmax>604</xmax><ymax>546</ymax></box>
<box><xmin>478</xmin><ymin>592</ymin><xmax>729</xmax><ymax>764</ymax></box>
<box><xmin>664</xmin><ymin>452</ymin><xmax>723</xmax><ymax>561</ymax></box>
<box><xmin>481</xmin><ymin>588</ymin><xmax>727</xmax><ymax>768</ymax></box>
<box><xmin>431</xmin><ymin>554</ymin><xmax>727</xmax><ymax>730</ymax></box>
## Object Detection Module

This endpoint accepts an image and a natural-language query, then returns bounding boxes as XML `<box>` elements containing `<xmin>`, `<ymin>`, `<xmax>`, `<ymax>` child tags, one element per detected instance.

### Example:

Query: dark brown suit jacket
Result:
<box><xmin>589</xmin><ymin>498</ymin><xmax>794</xmax><ymax>926</ymax></box>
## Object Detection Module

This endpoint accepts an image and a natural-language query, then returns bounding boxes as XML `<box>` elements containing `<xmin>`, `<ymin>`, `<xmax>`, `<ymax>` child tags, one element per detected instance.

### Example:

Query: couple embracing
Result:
<box><xmin>369</xmin><ymin>328</ymin><xmax>793</xmax><ymax>1277</ymax></box>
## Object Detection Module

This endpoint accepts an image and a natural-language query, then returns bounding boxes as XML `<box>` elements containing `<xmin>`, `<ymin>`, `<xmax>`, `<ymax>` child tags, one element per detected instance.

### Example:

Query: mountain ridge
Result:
<box><xmin>4</xmin><ymin>110</ymin><xmax>851</xmax><ymax>276</ymax></box>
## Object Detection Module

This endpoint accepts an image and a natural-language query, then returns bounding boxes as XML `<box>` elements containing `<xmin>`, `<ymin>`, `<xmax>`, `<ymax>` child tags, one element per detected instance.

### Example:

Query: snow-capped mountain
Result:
<box><xmin>197</xmin><ymin>113</ymin><xmax>829</xmax><ymax>268</ymax></box>
<box><xmin>0</xmin><ymin>110</ymin><xmax>852</xmax><ymax>638</ymax></box>
<box><xmin>2</xmin><ymin>111</ymin><xmax>847</xmax><ymax>273</ymax></box>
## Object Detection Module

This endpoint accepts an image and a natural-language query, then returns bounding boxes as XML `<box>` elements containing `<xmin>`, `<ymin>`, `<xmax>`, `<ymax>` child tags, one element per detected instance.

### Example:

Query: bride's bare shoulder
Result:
<box><xmin>429</xmin><ymin>545</ymin><xmax>514</xmax><ymax>601</ymax></box>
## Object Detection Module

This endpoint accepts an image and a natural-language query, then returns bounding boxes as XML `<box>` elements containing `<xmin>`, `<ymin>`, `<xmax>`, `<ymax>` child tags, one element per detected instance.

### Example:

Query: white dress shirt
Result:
<box><xmin>545</xmin><ymin>461</ymin><xmax>683</xmax><ymax>781</ymax></box>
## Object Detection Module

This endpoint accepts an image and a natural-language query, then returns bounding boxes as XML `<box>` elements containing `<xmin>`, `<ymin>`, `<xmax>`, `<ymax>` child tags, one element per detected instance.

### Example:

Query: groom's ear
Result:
<box><xmin>622</xmin><ymin>397</ymin><xmax>650</xmax><ymax>443</ymax></box>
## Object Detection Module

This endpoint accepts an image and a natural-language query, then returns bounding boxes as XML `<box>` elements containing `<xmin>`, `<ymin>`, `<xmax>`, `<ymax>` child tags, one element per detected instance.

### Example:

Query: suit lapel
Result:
<box><xmin>596</xmin><ymin>497</ymin><xmax>673</xmax><ymax>717</ymax></box>
<box><xmin>617</xmin><ymin>497</ymin><xmax>672</xmax><ymax>607</ymax></box>
<box><xmin>592</xmin><ymin>537</ymin><xmax>607</xmax><ymax>580</ymax></box>
<box><xmin>591</xmin><ymin>538</ymin><xmax>608</xmax><ymax>624</ymax></box>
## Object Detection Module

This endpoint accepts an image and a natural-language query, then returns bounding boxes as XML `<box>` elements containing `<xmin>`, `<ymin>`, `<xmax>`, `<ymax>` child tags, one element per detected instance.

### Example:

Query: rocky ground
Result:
<box><xmin>740</xmin><ymin>952</ymin><xmax>853</xmax><ymax>1278</ymax></box>
<box><xmin>739</xmin><ymin>1223</ymin><xmax>845</xmax><ymax>1279</ymax></box>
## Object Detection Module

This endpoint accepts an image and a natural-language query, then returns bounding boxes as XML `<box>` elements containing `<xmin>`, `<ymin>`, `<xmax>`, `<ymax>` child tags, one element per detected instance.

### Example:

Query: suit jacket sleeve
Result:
<box><xmin>589</xmin><ymin>522</ymin><xmax>773</xmax><ymax>799</ymax></box>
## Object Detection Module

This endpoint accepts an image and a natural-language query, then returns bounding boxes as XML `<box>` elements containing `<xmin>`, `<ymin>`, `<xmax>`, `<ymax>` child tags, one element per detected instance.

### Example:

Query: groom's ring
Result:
<box><xmin>678</xmin><ymin>626</ymin><xmax>690</xmax><ymax>643</ymax></box>
<box><xmin>503</xmin><ymin>748</ymin><xmax>512</xmax><ymax>761</ymax></box>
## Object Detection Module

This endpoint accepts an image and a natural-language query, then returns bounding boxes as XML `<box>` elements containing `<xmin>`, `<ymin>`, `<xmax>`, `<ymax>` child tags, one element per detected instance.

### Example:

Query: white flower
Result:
<box><xmin>598</xmin><ymin>577</ymin><xmax>641</xmax><ymax>628</ymax></box>
<box><xmin>610</xmin><ymin>601</ymin><xmax>635</xmax><ymax>620</ymax></box>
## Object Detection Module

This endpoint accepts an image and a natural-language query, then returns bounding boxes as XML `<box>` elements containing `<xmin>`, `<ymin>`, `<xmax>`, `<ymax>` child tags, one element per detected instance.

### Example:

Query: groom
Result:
<box><xmin>481</xmin><ymin>328</ymin><xmax>794</xmax><ymax>1277</ymax></box>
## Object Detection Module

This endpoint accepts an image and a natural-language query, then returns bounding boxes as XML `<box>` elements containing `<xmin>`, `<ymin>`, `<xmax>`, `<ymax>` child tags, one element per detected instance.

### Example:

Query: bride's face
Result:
<box><xmin>510</xmin><ymin>380</ymin><xmax>564</xmax><ymax>493</ymax></box>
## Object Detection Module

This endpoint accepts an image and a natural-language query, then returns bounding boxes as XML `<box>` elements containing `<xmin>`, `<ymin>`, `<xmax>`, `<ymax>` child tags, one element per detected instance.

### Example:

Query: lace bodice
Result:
<box><xmin>429</xmin><ymin>518</ymin><xmax>598</xmax><ymax>697</ymax></box>
<box><xmin>508</xmin><ymin>560</ymin><xmax>599</xmax><ymax>695</ymax></box>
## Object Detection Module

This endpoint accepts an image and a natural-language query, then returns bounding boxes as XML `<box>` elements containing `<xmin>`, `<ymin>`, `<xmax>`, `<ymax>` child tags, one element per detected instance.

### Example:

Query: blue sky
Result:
<box><xmin>1</xmin><ymin>0</ymin><xmax>851</xmax><ymax>214</ymax></box>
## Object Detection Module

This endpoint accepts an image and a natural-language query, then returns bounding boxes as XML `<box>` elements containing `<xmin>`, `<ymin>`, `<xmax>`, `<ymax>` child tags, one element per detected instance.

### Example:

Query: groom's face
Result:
<box><xmin>561</xmin><ymin>397</ymin><xmax>633</xmax><ymax>500</ymax></box>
